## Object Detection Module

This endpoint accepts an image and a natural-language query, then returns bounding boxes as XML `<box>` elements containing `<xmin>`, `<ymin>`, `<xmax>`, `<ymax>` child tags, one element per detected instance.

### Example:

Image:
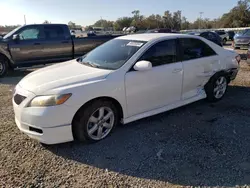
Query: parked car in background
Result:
<box><xmin>70</xmin><ymin>29</ymin><xmax>87</xmax><ymax>38</ymax></box>
<box><xmin>13</xmin><ymin>33</ymin><xmax>240</xmax><ymax>144</ymax></box>
<box><xmin>0</xmin><ymin>24</ymin><xmax>122</xmax><ymax>77</ymax></box>
<box><xmin>233</xmin><ymin>29</ymin><xmax>250</xmax><ymax>49</ymax></box>
<box><xmin>188</xmin><ymin>31</ymin><xmax>223</xmax><ymax>47</ymax></box>
<box><xmin>234</xmin><ymin>29</ymin><xmax>250</xmax><ymax>40</ymax></box>
<box><xmin>146</xmin><ymin>28</ymin><xmax>172</xmax><ymax>33</ymax></box>
<box><xmin>215</xmin><ymin>30</ymin><xmax>229</xmax><ymax>45</ymax></box>
<box><xmin>227</xmin><ymin>31</ymin><xmax>235</xmax><ymax>41</ymax></box>
<box><xmin>246</xmin><ymin>48</ymin><xmax>250</xmax><ymax>65</ymax></box>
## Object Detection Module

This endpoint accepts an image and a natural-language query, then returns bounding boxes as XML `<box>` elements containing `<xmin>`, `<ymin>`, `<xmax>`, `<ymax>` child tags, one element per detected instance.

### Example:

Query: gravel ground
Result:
<box><xmin>1</xmin><ymin>48</ymin><xmax>250</xmax><ymax>187</ymax></box>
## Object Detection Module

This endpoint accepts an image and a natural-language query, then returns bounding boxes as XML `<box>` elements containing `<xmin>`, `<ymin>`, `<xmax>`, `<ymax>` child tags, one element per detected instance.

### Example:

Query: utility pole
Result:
<box><xmin>199</xmin><ymin>12</ymin><xmax>203</xmax><ymax>30</ymax></box>
<box><xmin>24</xmin><ymin>15</ymin><xmax>26</xmax><ymax>25</ymax></box>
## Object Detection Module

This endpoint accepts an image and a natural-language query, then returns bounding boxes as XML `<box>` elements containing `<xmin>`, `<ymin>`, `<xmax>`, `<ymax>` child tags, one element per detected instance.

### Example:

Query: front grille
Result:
<box><xmin>14</xmin><ymin>94</ymin><xmax>27</xmax><ymax>105</ymax></box>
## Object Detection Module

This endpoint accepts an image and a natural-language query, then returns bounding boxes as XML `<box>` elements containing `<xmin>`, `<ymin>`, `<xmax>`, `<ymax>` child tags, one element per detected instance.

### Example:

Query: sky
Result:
<box><xmin>0</xmin><ymin>0</ymin><xmax>239</xmax><ymax>26</ymax></box>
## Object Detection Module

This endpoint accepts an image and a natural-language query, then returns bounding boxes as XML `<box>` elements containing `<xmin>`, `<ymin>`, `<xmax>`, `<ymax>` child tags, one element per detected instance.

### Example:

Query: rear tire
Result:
<box><xmin>0</xmin><ymin>56</ymin><xmax>8</xmax><ymax>78</ymax></box>
<box><xmin>205</xmin><ymin>73</ymin><xmax>228</xmax><ymax>102</ymax></box>
<box><xmin>72</xmin><ymin>99</ymin><xmax>119</xmax><ymax>143</ymax></box>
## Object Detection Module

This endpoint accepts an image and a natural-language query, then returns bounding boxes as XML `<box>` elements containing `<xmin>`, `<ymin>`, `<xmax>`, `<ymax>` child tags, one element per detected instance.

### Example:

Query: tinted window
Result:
<box><xmin>19</xmin><ymin>27</ymin><xmax>43</xmax><ymax>40</ymax></box>
<box><xmin>139</xmin><ymin>40</ymin><xmax>177</xmax><ymax>67</ymax></box>
<box><xmin>180</xmin><ymin>38</ymin><xmax>216</xmax><ymax>61</ymax></box>
<box><xmin>216</xmin><ymin>31</ymin><xmax>226</xmax><ymax>35</ymax></box>
<box><xmin>44</xmin><ymin>25</ymin><xmax>65</xmax><ymax>39</ymax></box>
<box><xmin>200</xmin><ymin>32</ymin><xmax>216</xmax><ymax>40</ymax></box>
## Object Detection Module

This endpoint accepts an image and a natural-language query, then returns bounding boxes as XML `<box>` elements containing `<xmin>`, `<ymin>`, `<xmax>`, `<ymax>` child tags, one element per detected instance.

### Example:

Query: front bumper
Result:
<box><xmin>15</xmin><ymin>117</ymin><xmax>73</xmax><ymax>144</ymax></box>
<box><xmin>234</xmin><ymin>43</ymin><xmax>249</xmax><ymax>49</ymax></box>
<box><xmin>13</xmin><ymin>85</ymin><xmax>75</xmax><ymax>144</ymax></box>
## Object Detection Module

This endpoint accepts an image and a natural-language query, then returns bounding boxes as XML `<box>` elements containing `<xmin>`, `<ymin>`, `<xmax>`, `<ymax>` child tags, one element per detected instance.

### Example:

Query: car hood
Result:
<box><xmin>18</xmin><ymin>59</ymin><xmax>112</xmax><ymax>94</ymax></box>
<box><xmin>235</xmin><ymin>35</ymin><xmax>250</xmax><ymax>40</ymax></box>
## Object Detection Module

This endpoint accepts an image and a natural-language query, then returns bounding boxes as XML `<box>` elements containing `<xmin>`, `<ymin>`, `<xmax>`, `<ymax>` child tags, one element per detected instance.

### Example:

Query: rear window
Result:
<box><xmin>44</xmin><ymin>25</ymin><xmax>65</xmax><ymax>39</ymax></box>
<box><xmin>216</xmin><ymin>31</ymin><xmax>226</xmax><ymax>35</ymax></box>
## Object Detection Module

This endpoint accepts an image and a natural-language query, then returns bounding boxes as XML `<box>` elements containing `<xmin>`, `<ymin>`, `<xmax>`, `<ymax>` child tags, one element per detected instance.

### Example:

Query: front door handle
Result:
<box><xmin>62</xmin><ymin>41</ymin><xmax>69</xmax><ymax>44</ymax></box>
<box><xmin>33</xmin><ymin>43</ymin><xmax>41</xmax><ymax>45</ymax></box>
<box><xmin>172</xmin><ymin>68</ymin><xmax>182</xmax><ymax>73</ymax></box>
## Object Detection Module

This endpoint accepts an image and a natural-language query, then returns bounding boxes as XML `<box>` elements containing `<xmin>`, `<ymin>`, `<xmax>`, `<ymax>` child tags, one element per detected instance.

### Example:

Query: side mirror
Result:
<box><xmin>12</xmin><ymin>34</ymin><xmax>20</xmax><ymax>41</ymax></box>
<box><xmin>133</xmin><ymin>60</ymin><xmax>152</xmax><ymax>71</ymax></box>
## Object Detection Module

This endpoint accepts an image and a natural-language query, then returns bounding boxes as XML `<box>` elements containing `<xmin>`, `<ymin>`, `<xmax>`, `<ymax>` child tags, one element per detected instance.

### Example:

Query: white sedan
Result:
<box><xmin>13</xmin><ymin>33</ymin><xmax>240</xmax><ymax>144</ymax></box>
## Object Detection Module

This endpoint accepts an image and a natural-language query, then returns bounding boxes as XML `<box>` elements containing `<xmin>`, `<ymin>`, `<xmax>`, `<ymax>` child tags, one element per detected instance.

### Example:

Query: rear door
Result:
<box><xmin>8</xmin><ymin>25</ymin><xmax>45</xmax><ymax>64</ymax></box>
<box><xmin>42</xmin><ymin>25</ymin><xmax>73</xmax><ymax>61</ymax></box>
<box><xmin>179</xmin><ymin>38</ymin><xmax>219</xmax><ymax>100</ymax></box>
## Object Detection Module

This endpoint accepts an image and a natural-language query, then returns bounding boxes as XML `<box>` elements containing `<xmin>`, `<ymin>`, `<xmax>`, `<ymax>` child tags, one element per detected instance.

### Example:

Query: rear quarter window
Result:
<box><xmin>180</xmin><ymin>38</ymin><xmax>217</xmax><ymax>61</ymax></box>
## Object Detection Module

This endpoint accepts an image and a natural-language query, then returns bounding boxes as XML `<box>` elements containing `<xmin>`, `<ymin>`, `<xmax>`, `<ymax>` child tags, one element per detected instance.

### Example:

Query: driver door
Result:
<box><xmin>8</xmin><ymin>25</ymin><xmax>45</xmax><ymax>64</ymax></box>
<box><xmin>125</xmin><ymin>39</ymin><xmax>183</xmax><ymax>117</ymax></box>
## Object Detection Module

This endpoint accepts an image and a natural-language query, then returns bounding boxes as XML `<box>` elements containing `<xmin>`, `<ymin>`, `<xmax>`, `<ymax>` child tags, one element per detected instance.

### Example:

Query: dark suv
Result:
<box><xmin>188</xmin><ymin>31</ymin><xmax>223</xmax><ymax>47</ymax></box>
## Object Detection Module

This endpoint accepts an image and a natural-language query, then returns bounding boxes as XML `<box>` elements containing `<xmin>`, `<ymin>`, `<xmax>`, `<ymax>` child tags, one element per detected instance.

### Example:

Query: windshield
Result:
<box><xmin>78</xmin><ymin>39</ymin><xmax>146</xmax><ymax>70</ymax></box>
<box><xmin>242</xmin><ymin>29</ymin><xmax>250</xmax><ymax>36</ymax></box>
<box><xmin>3</xmin><ymin>26</ymin><xmax>21</xmax><ymax>40</ymax></box>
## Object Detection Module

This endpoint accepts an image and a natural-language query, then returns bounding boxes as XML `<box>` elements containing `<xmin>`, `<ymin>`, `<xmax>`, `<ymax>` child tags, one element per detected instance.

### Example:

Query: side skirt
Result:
<box><xmin>122</xmin><ymin>93</ymin><xmax>207</xmax><ymax>124</ymax></box>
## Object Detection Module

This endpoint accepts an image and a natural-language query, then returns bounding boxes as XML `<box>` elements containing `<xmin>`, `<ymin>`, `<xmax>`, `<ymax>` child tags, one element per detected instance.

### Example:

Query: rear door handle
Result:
<box><xmin>172</xmin><ymin>68</ymin><xmax>183</xmax><ymax>73</ymax></box>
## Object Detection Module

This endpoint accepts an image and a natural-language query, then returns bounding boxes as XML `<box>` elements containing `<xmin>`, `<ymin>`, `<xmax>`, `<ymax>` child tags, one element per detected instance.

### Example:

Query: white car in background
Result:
<box><xmin>13</xmin><ymin>33</ymin><xmax>240</xmax><ymax>144</ymax></box>
<box><xmin>215</xmin><ymin>30</ymin><xmax>229</xmax><ymax>45</ymax></box>
<box><xmin>70</xmin><ymin>29</ymin><xmax>87</xmax><ymax>38</ymax></box>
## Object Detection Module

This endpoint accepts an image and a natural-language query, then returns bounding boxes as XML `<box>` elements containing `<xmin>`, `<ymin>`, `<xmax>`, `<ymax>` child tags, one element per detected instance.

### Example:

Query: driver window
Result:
<box><xmin>139</xmin><ymin>39</ymin><xmax>177</xmax><ymax>67</ymax></box>
<box><xmin>19</xmin><ymin>28</ymin><xmax>43</xmax><ymax>40</ymax></box>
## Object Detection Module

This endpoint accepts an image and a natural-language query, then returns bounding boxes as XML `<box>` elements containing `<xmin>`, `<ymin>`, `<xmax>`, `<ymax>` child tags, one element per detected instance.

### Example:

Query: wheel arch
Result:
<box><xmin>0</xmin><ymin>52</ymin><xmax>14</xmax><ymax>68</ymax></box>
<box><xmin>71</xmin><ymin>96</ymin><xmax>124</xmax><ymax>126</ymax></box>
<box><xmin>204</xmin><ymin>70</ymin><xmax>230</xmax><ymax>90</ymax></box>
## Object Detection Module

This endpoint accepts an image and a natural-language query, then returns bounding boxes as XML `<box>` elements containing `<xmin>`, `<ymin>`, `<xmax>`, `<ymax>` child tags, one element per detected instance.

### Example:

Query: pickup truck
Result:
<box><xmin>0</xmin><ymin>24</ymin><xmax>122</xmax><ymax>77</ymax></box>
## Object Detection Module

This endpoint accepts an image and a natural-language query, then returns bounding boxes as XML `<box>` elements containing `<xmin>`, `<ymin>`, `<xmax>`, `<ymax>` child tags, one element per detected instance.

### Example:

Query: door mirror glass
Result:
<box><xmin>12</xmin><ymin>34</ymin><xmax>20</xmax><ymax>41</ymax></box>
<box><xmin>133</xmin><ymin>60</ymin><xmax>152</xmax><ymax>71</ymax></box>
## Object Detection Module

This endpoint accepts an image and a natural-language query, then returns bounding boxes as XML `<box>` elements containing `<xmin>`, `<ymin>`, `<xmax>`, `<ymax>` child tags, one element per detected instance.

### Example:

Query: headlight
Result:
<box><xmin>28</xmin><ymin>93</ymin><xmax>72</xmax><ymax>107</ymax></box>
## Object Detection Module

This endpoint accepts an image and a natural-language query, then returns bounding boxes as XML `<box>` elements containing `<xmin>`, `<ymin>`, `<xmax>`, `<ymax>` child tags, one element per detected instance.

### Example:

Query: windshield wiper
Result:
<box><xmin>81</xmin><ymin>61</ymin><xmax>99</xmax><ymax>68</ymax></box>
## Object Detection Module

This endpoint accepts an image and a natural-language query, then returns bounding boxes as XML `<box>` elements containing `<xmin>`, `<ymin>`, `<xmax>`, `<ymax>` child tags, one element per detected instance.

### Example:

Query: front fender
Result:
<box><xmin>0</xmin><ymin>45</ymin><xmax>14</xmax><ymax>66</ymax></box>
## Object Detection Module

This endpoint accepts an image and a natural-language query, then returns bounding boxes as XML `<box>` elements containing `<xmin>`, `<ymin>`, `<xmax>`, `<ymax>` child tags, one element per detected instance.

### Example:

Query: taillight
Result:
<box><xmin>235</xmin><ymin>55</ymin><xmax>241</xmax><ymax>64</ymax></box>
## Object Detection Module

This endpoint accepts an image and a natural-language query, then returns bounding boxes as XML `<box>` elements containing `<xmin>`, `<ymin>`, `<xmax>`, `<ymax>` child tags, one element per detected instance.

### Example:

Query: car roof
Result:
<box><xmin>117</xmin><ymin>33</ymin><xmax>199</xmax><ymax>42</ymax></box>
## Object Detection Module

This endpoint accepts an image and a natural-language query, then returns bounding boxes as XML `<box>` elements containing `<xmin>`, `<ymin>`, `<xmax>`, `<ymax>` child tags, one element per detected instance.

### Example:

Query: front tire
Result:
<box><xmin>205</xmin><ymin>73</ymin><xmax>228</xmax><ymax>102</ymax></box>
<box><xmin>72</xmin><ymin>99</ymin><xmax>119</xmax><ymax>143</ymax></box>
<box><xmin>0</xmin><ymin>56</ymin><xmax>8</xmax><ymax>77</ymax></box>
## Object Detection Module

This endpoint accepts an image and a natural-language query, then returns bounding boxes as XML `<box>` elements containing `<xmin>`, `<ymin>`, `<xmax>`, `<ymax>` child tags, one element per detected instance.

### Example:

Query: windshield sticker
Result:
<box><xmin>127</xmin><ymin>42</ymin><xmax>144</xmax><ymax>47</ymax></box>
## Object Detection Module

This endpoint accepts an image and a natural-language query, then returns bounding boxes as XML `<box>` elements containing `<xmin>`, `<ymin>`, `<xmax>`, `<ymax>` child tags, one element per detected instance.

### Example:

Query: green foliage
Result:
<box><xmin>1</xmin><ymin>0</ymin><xmax>250</xmax><ymax>33</ymax></box>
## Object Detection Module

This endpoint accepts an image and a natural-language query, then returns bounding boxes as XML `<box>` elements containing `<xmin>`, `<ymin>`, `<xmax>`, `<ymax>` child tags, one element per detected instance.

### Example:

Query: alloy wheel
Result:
<box><xmin>87</xmin><ymin>106</ymin><xmax>115</xmax><ymax>140</ymax></box>
<box><xmin>214</xmin><ymin>76</ymin><xmax>227</xmax><ymax>99</ymax></box>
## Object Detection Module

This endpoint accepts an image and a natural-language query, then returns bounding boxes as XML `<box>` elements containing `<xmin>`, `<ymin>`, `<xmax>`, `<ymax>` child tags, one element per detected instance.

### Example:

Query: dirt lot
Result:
<box><xmin>1</xmin><ymin>48</ymin><xmax>250</xmax><ymax>187</ymax></box>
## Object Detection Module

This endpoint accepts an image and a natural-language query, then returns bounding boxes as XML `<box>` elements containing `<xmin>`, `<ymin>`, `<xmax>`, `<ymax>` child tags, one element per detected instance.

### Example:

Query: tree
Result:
<box><xmin>68</xmin><ymin>21</ymin><xmax>76</xmax><ymax>29</ymax></box>
<box><xmin>43</xmin><ymin>20</ymin><xmax>50</xmax><ymax>24</ymax></box>
<box><xmin>92</xmin><ymin>19</ymin><xmax>114</xmax><ymax>28</ymax></box>
<box><xmin>113</xmin><ymin>17</ymin><xmax>133</xmax><ymax>30</ymax></box>
<box><xmin>181</xmin><ymin>16</ymin><xmax>190</xmax><ymax>30</ymax></box>
<box><xmin>172</xmin><ymin>10</ymin><xmax>182</xmax><ymax>30</ymax></box>
<box><xmin>163</xmin><ymin>11</ymin><xmax>173</xmax><ymax>29</ymax></box>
